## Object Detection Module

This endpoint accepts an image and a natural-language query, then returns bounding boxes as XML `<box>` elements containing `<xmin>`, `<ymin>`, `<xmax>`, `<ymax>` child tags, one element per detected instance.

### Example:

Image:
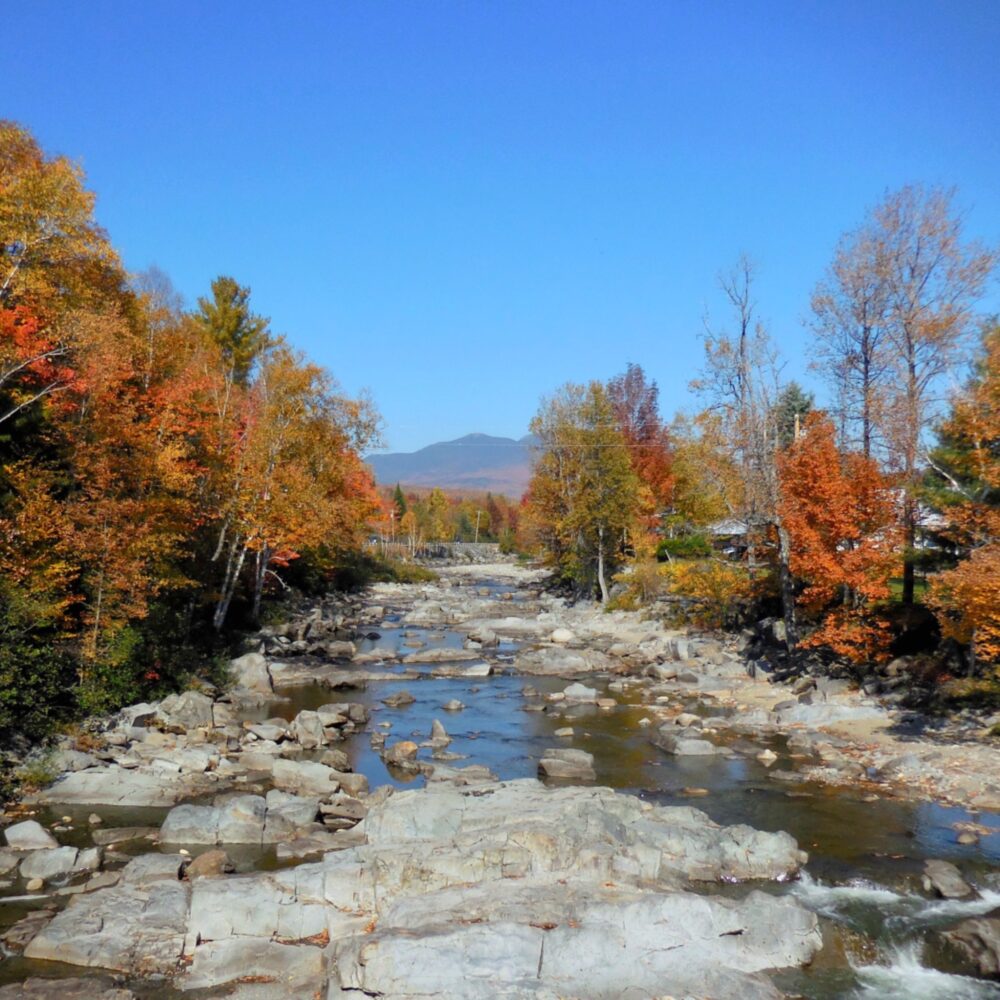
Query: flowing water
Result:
<box><xmin>2</xmin><ymin>573</ymin><xmax>1000</xmax><ymax>997</ymax></box>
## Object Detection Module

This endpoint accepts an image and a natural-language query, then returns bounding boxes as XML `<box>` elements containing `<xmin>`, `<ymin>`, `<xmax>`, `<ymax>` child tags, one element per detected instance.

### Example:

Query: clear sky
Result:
<box><xmin>6</xmin><ymin>1</ymin><xmax>999</xmax><ymax>452</ymax></box>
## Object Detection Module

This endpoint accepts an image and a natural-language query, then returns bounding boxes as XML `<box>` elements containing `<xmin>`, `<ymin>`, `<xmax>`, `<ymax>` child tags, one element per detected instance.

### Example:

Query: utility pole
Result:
<box><xmin>474</xmin><ymin>510</ymin><xmax>482</xmax><ymax>543</ymax></box>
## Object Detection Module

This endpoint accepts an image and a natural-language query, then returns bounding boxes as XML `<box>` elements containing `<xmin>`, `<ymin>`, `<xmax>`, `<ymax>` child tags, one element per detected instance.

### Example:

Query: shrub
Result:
<box><xmin>663</xmin><ymin>559</ymin><xmax>752</xmax><ymax>629</ymax></box>
<box><xmin>0</xmin><ymin>584</ymin><xmax>75</xmax><ymax>742</ymax></box>
<box><xmin>656</xmin><ymin>534</ymin><xmax>712</xmax><ymax>561</ymax></box>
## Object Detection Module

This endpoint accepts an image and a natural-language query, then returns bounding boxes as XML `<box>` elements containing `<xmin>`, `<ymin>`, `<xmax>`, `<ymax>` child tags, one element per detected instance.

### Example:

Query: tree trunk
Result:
<box><xmin>251</xmin><ymin>544</ymin><xmax>271</xmax><ymax>623</ymax></box>
<box><xmin>596</xmin><ymin>525</ymin><xmax>609</xmax><ymax>603</ymax></box>
<box><xmin>214</xmin><ymin>540</ymin><xmax>247</xmax><ymax>631</ymax></box>
<box><xmin>902</xmin><ymin>502</ymin><xmax>916</xmax><ymax>606</ymax></box>
<box><xmin>777</xmin><ymin>522</ymin><xmax>798</xmax><ymax>655</ymax></box>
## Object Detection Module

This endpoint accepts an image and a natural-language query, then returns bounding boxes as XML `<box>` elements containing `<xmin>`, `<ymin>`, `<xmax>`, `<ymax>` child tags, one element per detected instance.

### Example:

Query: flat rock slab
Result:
<box><xmin>0</xmin><ymin>979</ymin><xmax>135</xmax><ymax>1000</ymax></box>
<box><xmin>4</xmin><ymin>819</ymin><xmax>59</xmax><ymax>850</ymax></box>
<box><xmin>28</xmin><ymin>767</ymin><xmax>215</xmax><ymax>807</ymax></box>
<box><xmin>25</xmin><ymin>855</ymin><xmax>189</xmax><ymax>974</ymax></box>
<box><xmin>332</xmin><ymin>881</ymin><xmax>815</xmax><ymax>1000</ymax></box>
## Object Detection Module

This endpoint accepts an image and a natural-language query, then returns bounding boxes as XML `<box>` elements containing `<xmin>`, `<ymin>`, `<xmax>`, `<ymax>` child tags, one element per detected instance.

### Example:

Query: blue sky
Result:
<box><xmin>6</xmin><ymin>1</ymin><xmax>999</xmax><ymax>452</ymax></box>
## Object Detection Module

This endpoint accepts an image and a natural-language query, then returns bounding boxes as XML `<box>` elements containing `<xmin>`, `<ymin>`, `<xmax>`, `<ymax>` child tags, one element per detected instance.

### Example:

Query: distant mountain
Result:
<box><xmin>366</xmin><ymin>433</ymin><xmax>535</xmax><ymax>497</ymax></box>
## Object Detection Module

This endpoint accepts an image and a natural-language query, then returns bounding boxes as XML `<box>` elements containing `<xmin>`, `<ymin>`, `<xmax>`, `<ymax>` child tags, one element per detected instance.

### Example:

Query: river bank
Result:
<box><xmin>1</xmin><ymin>559</ymin><xmax>999</xmax><ymax>997</ymax></box>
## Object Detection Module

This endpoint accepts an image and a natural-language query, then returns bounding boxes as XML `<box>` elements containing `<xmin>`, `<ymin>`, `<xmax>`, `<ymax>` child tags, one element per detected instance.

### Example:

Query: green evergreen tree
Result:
<box><xmin>772</xmin><ymin>382</ymin><xmax>814</xmax><ymax>449</ymax></box>
<box><xmin>393</xmin><ymin>483</ymin><xmax>408</xmax><ymax>518</ymax></box>
<box><xmin>194</xmin><ymin>275</ymin><xmax>271</xmax><ymax>384</ymax></box>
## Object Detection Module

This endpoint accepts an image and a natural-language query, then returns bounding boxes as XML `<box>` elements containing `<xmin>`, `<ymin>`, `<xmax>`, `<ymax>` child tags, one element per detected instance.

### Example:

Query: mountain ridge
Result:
<box><xmin>366</xmin><ymin>433</ymin><xmax>535</xmax><ymax>497</ymax></box>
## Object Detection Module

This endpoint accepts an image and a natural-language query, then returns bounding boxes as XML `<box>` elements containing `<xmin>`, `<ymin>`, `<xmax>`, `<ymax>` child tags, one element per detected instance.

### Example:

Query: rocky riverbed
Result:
<box><xmin>1</xmin><ymin>559</ymin><xmax>1000</xmax><ymax>997</ymax></box>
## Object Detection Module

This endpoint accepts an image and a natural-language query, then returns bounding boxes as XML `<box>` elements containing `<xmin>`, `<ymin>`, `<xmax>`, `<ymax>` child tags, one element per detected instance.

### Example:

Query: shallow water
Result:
<box><xmin>3</xmin><ymin>575</ymin><xmax>1000</xmax><ymax>997</ymax></box>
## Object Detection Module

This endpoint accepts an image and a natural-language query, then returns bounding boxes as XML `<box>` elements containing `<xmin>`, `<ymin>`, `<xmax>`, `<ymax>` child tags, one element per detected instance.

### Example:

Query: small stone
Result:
<box><xmin>680</xmin><ymin>787</ymin><xmax>710</xmax><ymax>797</ymax></box>
<box><xmin>757</xmin><ymin>749</ymin><xmax>778</xmax><ymax>766</ymax></box>
<box><xmin>383</xmin><ymin>691</ymin><xmax>415</xmax><ymax>708</ymax></box>
<box><xmin>442</xmin><ymin>700</ymin><xmax>465</xmax><ymax>712</ymax></box>
<box><xmin>554</xmin><ymin>727</ymin><xmax>574</xmax><ymax>738</ymax></box>
<box><xmin>384</xmin><ymin>741</ymin><xmax>419</xmax><ymax>765</ymax></box>
<box><xmin>88</xmin><ymin>814</ymin><xmax>103</xmax><ymax>826</ymax></box>
<box><xmin>184</xmin><ymin>849</ymin><xmax>233</xmax><ymax>880</ymax></box>
<box><xmin>25</xmin><ymin>877</ymin><xmax>43</xmax><ymax>891</ymax></box>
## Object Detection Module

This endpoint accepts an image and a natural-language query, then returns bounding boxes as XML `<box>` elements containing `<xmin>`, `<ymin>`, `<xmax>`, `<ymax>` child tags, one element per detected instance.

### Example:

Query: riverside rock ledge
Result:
<box><xmin>24</xmin><ymin>779</ymin><xmax>820</xmax><ymax>999</ymax></box>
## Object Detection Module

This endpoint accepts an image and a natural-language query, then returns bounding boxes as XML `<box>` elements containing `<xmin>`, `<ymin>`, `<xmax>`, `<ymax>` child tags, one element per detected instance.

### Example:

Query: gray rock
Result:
<box><xmin>229</xmin><ymin>651</ymin><xmax>273</xmax><ymax>694</ymax></box>
<box><xmin>289</xmin><ymin>710</ymin><xmax>326</xmax><ymax>749</ymax></box>
<box><xmin>382</xmin><ymin>690</ymin><xmax>415</xmax><ymax>708</ymax></box>
<box><xmin>271</xmin><ymin>758</ymin><xmax>341</xmax><ymax>797</ymax></box>
<box><xmin>0</xmin><ymin>978</ymin><xmax>135</xmax><ymax>1000</ymax></box>
<box><xmin>50</xmin><ymin>749</ymin><xmax>99</xmax><ymax>772</ymax></box>
<box><xmin>156</xmin><ymin>690</ymin><xmax>215</xmax><ymax>732</ymax></box>
<box><xmin>333</xmin><ymin>882</ymin><xmax>815</xmax><ymax>1000</ymax></box>
<box><xmin>19</xmin><ymin>846</ymin><xmax>81</xmax><ymax>882</ymax></box>
<box><xmin>183</xmin><ymin>937</ymin><xmax>325</xmax><ymax>991</ymax></box>
<box><xmin>941</xmin><ymin>916</ymin><xmax>1000</xmax><ymax>977</ymax></box>
<box><xmin>215</xmin><ymin>794</ymin><xmax>266</xmax><ymax>844</ymax></box>
<box><xmin>517</xmin><ymin>647</ymin><xmax>612</xmax><ymax>676</ymax></box>
<box><xmin>538</xmin><ymin>748</ymin><xmax>596</xmax><ymax>780</ymax></box>
<box><xmin>161</xmin><ymin>803</ymin><xmax>219</xmax><ymax>845</ymax></box>
<box><xmin>563</xmin><ymin>682</ymin><xmax>599</xmax><ymax>702</ymax></box>
<box><xmin>652</xmin><ymin>729</ymin><xmax>728</xmax><ymax>756</ymax></box>
<box><xmin>24</xmin><ymin>855</ymin><xmax>189</xmax><ymax>974</ymax></box>
<box><xmin>923</xmin><ymin>859</ymin><xmax>974</xmax><ymax>899</ymax></box>
<box><xmin>263</xmin><ymin>790</ymin><xmax>319</xmax><ymax>842</ymax></box>
<box><xmin>315</xmin><ymin>703</ymin><xmax>349</xmax><ymax>727</ymax></box>
<box><xmin>4</xmin><ymin>819</ymin><xmax>59</xmax><ymax>850</ymax></box>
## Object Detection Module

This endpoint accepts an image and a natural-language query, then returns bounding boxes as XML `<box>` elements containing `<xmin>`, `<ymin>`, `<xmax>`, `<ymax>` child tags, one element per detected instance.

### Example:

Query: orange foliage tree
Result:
<box><xmin>927</xmin><ymin>323</ymin><xmax>1000</xmax><ymax>669</ymax></box>
<box><xmin>778</xmin><ymin>413</ymin><xmax>900</xmax><ymax>662</ymax></box>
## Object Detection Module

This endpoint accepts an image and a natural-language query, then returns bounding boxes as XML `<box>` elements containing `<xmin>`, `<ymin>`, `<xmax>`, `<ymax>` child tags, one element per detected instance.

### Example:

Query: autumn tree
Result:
<box><xmin>607</xmin><ymin>362</ymin><xmax>673</xmax><ymax>533</ymax></box>
<box><xmin>810</xmin><ymin>223</ymin><xmax>892</xmax><ymax>457</ymax></box>
<box><xmin>526</xmin><ymin>381</ymin><xmax>641</xmax><ymax>601</ymax></box>
<box><xmin>779</xmin><ymin>413</ymin><xmax>900</xmax><ymax>662</ymax></box>
<box><xmin>0</xmin><ymin>120</ymin><xmax>123</xmax><ymax>312</ymax></box>
<box><xmin>693</xmin><ymin>255</ymin><xmax>798</xmax><ymax>648</ymax></box>
<box><xmin>927</xmin><ymin>323</ymin><xmax>1000</xmax><ymax>669</ymax></box>
<box><xmin>664</xmin><ymin>411</ymin><xmax>743</xmax><ymax>532</ymax></box>
<box><xmin>209</xmin><ymin>342</ymin><xmax>380</xmax><ymax>628</ymax></box>
<box><xmin>814</xmin><ymin>186</ymin><xmax>995</xmax><ymax>603</ymax></box>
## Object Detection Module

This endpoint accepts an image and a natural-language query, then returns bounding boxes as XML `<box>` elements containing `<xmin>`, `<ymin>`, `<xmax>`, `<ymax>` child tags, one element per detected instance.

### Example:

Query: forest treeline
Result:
<box><xmin>521</xmin><ymin>187</ymin><xmax>1000</xmax><ymax>690</ymax></box>
<box><xmin>372</xmin><ymin>485</ymin><xmax>521</xmax><ymax>553</ymax></box>
<box><xmin>0</xmin><ymin>121</ymin><xmax>382</xmax><ymax>738</ymax></box>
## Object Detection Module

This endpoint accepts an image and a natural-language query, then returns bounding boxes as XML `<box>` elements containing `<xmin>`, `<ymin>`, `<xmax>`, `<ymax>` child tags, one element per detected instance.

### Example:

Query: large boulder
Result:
<box><xmin>229</xmin><ymin>652</ymin><xmax>273</xmax><ymax>694</ymax></box>
<box><xmin>156</xmin><ymin>690</ymin><xmax>214</xmax><ymax>732</ymax></box>
<box><xmin>941</xmin><ymin>917</ymin><xmax>1000</xmax><ymax>978</ymax></box>
<box><xmin>923</xmin><ymin>859</ymin><xmax>974</xmax><ymax>899</ymax></box>
<box><xmin>290</xmin><ymin>709</ymin><xmax>326</xmax><ymax>749</ymax></box>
